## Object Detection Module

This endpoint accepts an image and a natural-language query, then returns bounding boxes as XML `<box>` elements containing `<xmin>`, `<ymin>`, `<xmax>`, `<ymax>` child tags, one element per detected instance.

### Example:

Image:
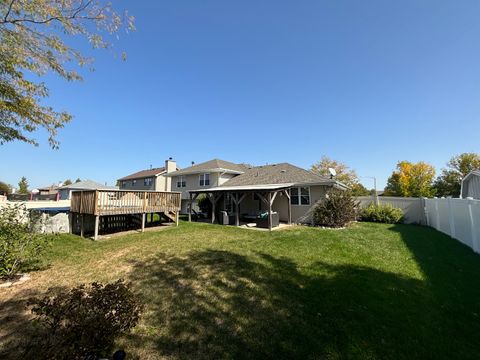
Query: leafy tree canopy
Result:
<box><xmin>384</xmin><ymin>161</ymin><xmax>435</xmax><ymax>197</ymax></box>
<box><xmin>433</xmin><ymin>153</ymin><xmax>480</xmax><ymax>197</ymax></box>
<box><xmin>311</xmin><ymin>156</ymin><xmax>359</xmax><ymax>188</ymax></box>
<box><xmin>17</xmin><ymin>176</ymin><xmax>28</xmax><ymax>194</ymax></box>
<box><xmin>75</xmin><ymin>177</ymin><xmax>81</xmax><ymax>183</ymax></box>
<box><xmin>63</xmin><ymin>179</ymin><xmax>72</xmax><ymax>186</ymax></box>
<box><xmin>0</xmin><ymin>0</ymin><xmax>134</xmax><ymax>148</ymax></box>
<box><xmin>0</xmin><ymin>181</ymin><xmax>11</xmax><ymax>194</ymax></box>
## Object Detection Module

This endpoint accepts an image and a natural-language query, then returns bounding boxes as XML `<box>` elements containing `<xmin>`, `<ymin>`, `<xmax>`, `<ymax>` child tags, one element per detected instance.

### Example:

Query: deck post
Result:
<box><xmin>94</xmin><ymin>215</ymin><xmax>99</xmax><ymax>240</ymax></box>
<box><xmin>80</xmin><ymin>214</ymin><xmax>84</xmax><ymax>237</ymax></box>
<box><xmin>141</xmin><ymin>213</ymin><xmax>146</xmax><ymax>232</ymax></box>
<box><xmin>175</xmin><ymin>211</ymin><xmax>179</xmax><ymax>226</ymax></box>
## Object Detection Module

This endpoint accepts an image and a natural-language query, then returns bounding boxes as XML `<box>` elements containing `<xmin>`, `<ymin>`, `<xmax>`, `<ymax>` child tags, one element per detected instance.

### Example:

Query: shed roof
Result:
<box><xmin>118</xmin><ymin>167</ymin><xmax>166</xmax><ymax>181</ymax></box>
<box><xmin>58</xmin><ymin>180</ymin><xmax>117</xmax><ymax>191</ymax></box>
<box><xmin>166</xmin><ymin>159</ymin><xmax>249</xmax><ymax>176</ymax></box>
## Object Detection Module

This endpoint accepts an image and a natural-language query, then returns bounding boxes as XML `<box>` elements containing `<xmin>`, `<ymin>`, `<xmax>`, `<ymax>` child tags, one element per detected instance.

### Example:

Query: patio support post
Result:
<box><xmin>268</xmin><ymin>192</ymin><xmax>273</xmax><ymax>231</ymax></box>
<box><xmin>188</xmin><ymin>192</ymin><xmax>193</xmax><ymax>222</ymax></box>
<box><xmin>141</xmin><ymin>213</ymin><xmax>146</xmax><ymax>232</ymax></box>
<box><xmin>284</xmin><ymin>189</ymin><xmax>292</xmax><ymax>225</ymax></box>
<box><xmin>235</xmin><ymin>193</ymin><xmax>240</xmax><ymax>226</ymax></box>
<box><xmin>211</xmin><ymin>193</ymin><xmax>216</xmax><ymax>224</ymax></box>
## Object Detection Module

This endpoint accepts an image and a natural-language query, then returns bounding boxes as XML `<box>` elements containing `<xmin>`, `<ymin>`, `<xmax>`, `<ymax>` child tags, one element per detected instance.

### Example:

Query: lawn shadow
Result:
<box><xmin>126</xmin><ymin>249</ymin><xmax>436</xmax><ymax>359</ymax></box>
<box><xmin>389</xmin><ymin>224</ymin><xmax>480</xmax><ymax>359</ymax></box>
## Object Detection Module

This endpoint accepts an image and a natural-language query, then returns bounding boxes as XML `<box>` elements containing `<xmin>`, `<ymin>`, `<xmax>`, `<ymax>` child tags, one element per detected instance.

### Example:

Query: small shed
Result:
<box><xmin>58</xmin><ymin>180</ymin><xmax>118</xmax><ymax>200</ymax></box>
<box><xmin>461</xmin><ymin>171</ymin><xmax>480</xmax><ymax>199</ymax></box>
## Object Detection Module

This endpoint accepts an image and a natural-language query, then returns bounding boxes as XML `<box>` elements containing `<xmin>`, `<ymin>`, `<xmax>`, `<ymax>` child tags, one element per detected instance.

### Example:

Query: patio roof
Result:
<box><xmin>189</xmin><ymin>183</ymin><xmax>294</xmax><ymax>193</ymax></box>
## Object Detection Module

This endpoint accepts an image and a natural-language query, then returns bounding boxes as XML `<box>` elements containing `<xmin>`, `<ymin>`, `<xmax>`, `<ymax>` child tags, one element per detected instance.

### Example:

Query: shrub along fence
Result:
<box><xmin>425</xmin><ymin>198</ymin><xmax>480</xmax><ymax>254</ymax></box>
<box><xmin>356</xmin><ymin>196</ymin><xmax>426</xmax><ymax>225</ymax></box>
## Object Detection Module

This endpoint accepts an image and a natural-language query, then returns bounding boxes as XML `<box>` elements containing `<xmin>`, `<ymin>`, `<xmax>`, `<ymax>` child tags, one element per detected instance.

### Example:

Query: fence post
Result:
<box><xmin>447</xmin><ymin>198</ymin><xmax>456</xmax><ymax>239</ymax></box>
<box><xmin>434</xmin><ymin>200</ymin><xmax>440</xmax><ymax>230</ymax></box>
<box><xmin>424</xmin><ymin>198</ymin><xmax>430</xmax><ymax>226</ymax></box>
<box><xmin>468</xmin><ymin>199</ymin><xmax>478</xmax><ymax>253</ymax></box>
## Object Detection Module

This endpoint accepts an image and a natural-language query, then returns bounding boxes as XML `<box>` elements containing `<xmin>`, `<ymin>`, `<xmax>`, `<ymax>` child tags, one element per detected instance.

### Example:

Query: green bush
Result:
<box><xmin>359</xmin><ymin>203</ymin><xmax>404</xmax><ymax>224</ymax></box>
<box><xmin>0</xmin><ymin>204</ymin><xmax>50</xmax><ymax>279</ymax></box>
<box><xmin>313</xmin><ymin>190</ymin><xmax>358</xmax><ymax>228</ymax></box>
<box><xmin>29</xmin><ymin>280</ymin><xmax>143</xmax><ymax>359</ymax></box>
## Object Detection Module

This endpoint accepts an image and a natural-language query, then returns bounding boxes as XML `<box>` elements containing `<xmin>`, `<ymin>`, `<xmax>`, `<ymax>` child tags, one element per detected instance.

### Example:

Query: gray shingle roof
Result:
<box><xmin>58</xmin><ymin>180</ymin><xmax>117</xmax><ymax>190</ymax></box>
<box><xmin>167</xmin><ymin>159</ymin><xmax>249</xmax><ymax>176</ymax></box>
<box><xmin>221</xmin><ymin>163</ymin><xmax>333</xmax><ymax>187</ymax></box>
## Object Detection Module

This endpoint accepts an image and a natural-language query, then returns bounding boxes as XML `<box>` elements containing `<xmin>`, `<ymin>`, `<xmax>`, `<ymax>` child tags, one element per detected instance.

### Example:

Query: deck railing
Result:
<box><xmin>70</xmin><ymin>190</ymin><xmax>181</xmax><ymax>216</ymax></box>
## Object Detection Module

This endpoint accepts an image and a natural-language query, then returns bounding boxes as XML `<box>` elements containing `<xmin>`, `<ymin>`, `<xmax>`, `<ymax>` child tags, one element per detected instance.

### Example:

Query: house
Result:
<box><xmin>167</xmin><ymin>159</ymin><xmax>348</xmax><ymax>228</ymax></box>
<box><xmin>58</xmin><ymin>180</ymin><xmax>118</xmax><ymax>200</ymax></box>
<box><xmin>461</xmin><ymin>171</ymin><xmax>480</xmax><ymax>199</ymax></box>
<box><xmin>117</xmin><ymin>159</ymin><xmax>178</xmax><ymax>192</ymax></box>
<box><xmin>164</xmin><ymin>159</ymin><xmax>250</xmax><ymax>213</ymax></box>
<box><xmin>37</xmin><ymin>184</ymin><xmax>60</xmax><ymax>196</ymax></box>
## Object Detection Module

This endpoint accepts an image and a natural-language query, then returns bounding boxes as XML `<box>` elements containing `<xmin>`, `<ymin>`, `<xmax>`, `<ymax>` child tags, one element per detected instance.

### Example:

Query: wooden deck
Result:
<box><xmin>70</xmin><ymin>190</ymin><xmax>181</xmax><ymax>239</ymax></box>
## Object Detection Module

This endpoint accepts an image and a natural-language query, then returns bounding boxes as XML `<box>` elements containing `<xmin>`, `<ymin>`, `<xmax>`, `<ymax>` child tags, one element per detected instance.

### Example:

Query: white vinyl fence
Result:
<box><xmin>425</xmin><ymin>198</ymin><xmax>480</xmax><ymax>253</ymax></box>
<box><xmin>356</xmin><ymin>196</ymin><xmax>426</xmax><ymax>224</ymax></box>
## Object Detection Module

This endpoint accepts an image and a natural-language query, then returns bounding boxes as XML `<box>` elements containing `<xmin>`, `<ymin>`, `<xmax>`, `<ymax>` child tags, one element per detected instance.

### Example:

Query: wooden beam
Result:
<box><xmin>270</xmin><ymin>191</ymin><xmax>278</xmax><ymax>205</ymax></box>
<box><xmin>141</xmin><ymin>213</ymin><xmax>146</xmax><ymax>232</ymax></box>
<box><xmin>255</xmin><ymin>192</ymin><xmax>269</xmax><ymax>207</ymax></box>
<box><xmin>188</xmin><ymin>192</ymin><xmax>193</xmax><ymax>222</ymax></box>
<box><xmin>284</xmin><ymin>189</ymin><xmax>292</xmax><ymax>225</ymax></box>
<box><xmin>235</xmin><ymin>193</ymin><xmax>240</xmax><ymax>226</ymax></box>
<box><xmin>268</xmin><ymin>192</ymin><xmax>273</xmax><ymax>231</ymax></box>
<box><xmin>80</xmin><ymin>214</ymin><xmax>84</xmax><ymax>237</ymax></box>
<box><xmin>94</xmin><ymin>215</ymin><xmax>99</xmax><ymax>240</ymax></box>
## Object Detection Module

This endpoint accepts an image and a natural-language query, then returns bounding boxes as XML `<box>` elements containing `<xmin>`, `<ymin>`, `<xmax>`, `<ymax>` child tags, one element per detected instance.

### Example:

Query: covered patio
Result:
<box><xmin>188</xmin><ymin>184</ymin><xmax>294</xmax><ymax>231</ymax></box>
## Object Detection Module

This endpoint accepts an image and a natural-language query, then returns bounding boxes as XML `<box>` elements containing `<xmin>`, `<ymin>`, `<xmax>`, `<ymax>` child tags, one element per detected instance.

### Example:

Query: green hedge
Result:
<box><xmin>359</xmin><ymin>203</ymin><xmax>403</xmax><ymax>224</ymax></box>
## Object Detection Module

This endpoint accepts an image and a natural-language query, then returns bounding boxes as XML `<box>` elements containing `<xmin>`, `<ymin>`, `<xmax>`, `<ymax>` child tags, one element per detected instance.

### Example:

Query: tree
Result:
<box><xmin>433</xmin><ymin>153</ymin><xmax>480</xmax><ymax>197</ymax></box>
<box><xmin>350</xmin><ymin>183</ymin><xmax>370</xmax><ymax>196</ymax></box>
<box><xmin>311</xmin><ymin>156</ymin><xmax>359</xmax><ymax>188</ymax></box>
<box><xmin>384</xmin><ymin>161</ymin><xmax>435</xmax><ymax>197</ymax></box>
<box><xmin>63</xmin><ymin>179</ymin><xmax>72</xmax><ymax>186</ymax></box>
<box><xmin>75</xmin><ymin>177</ymin><xmax>81</xmax><ymax>183</ymax></box>
<box><xmin>0</xmin><ymin>181</ymin><xmax>11</xmax><ymax>195</ymax></box>
<box><xmin>17</xmin><ymin>176</ymin><xmax>28</xmax><ymax>194</ymax></box>
<box><xmin>0</xmin><ymin>1</ymin><xmax>134</xmax><ymax>148</ymax></box>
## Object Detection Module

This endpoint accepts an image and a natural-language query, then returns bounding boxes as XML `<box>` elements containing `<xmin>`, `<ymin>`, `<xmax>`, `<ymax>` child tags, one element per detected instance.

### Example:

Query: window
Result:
<box><xmin>144</xmin><ymin>177</ymin><xmax>153</xmax><ymax>186</ymax></box>
<box><xmin>121</xmin><ymin>181</ymin><xmax>126</xmax><ymax>188</ymax></box>
<box><xmin>132</xmin><ymin>179</ymin><xmax>137</xmax><ymax>186</ymax></box>
<box><xmin>290</xmin><ymin>187</ymin><xmax>310</xmax><ymax>205</ymax></box>
<box><xmin>176</xmin><ymin>176</ymin><xmax>186</xmax><ymax>188</ymax></box>
<box><xmin>199</xmin><ymin>173</ymin><xmax>210</xmax><ymax>186</ymax></box>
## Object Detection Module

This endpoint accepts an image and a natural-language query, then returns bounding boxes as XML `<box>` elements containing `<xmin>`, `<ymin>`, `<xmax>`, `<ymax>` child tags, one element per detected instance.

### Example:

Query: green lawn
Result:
<box><xmin>2</xmin><ymin>221</ymin><xmax>480</xmax><ymax>359</ymax></box>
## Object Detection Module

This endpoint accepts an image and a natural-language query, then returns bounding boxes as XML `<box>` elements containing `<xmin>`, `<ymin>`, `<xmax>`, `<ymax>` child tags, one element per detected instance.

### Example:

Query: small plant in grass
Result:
<box><xmin>0</xmin><ymin>204</ymin><xmax>50</xmax><ymax>279</ymax></box>
<box><xmin>359</xmin><ymin>203</ymin><xmax>404</xmax><ymax>224</ymax></box>
<box><xmin>29</xmin><ymin>279</ymin><xmax>143</xmax><ymax>359</ymax></box>
<box><xmin>313</xmin><ymin>189</ymin><xmax>358</xmax><ymax>228</ymax></box>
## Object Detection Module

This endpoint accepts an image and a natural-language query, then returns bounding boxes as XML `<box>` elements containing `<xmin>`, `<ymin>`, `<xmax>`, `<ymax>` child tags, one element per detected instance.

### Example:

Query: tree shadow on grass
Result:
<box><xmin>126</xmin><ymin>249</ymin><xmax>439</xmax><ymax>359</ymax></box>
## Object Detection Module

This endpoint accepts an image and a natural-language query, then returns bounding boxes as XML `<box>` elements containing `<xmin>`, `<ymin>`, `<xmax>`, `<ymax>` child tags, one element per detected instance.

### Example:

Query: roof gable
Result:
<box><xmin>59</xmin><ymin>179</ymin><xmax>116</xmax><ymax>190</ymax></box>
<box><xmin>167</xmin><ymin>159</ymin><xmax>249</xmax><ymax>176</ymax></box>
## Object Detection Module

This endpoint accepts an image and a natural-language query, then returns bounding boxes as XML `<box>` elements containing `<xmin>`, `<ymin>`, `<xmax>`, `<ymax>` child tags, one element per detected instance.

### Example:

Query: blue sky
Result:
<box><xmin>3</xmin><ymin>0</ymin><xmax>480</xmax><ymax>190</ymax></box>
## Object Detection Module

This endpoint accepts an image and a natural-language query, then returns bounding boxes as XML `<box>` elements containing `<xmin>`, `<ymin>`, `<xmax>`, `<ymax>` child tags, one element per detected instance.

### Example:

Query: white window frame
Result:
<box><xmin>290</xmin><ymin>187</ymin><xmax>311</xmax><ymax>206</ymax></box>
<box><xmin>176</xmin><ymin>176</ymin><xmax>186</xmax><ymax>188</ymax></box>
<box><xmin>199</xmin><ymin>173</ymin><xmax>210</xmax><ymax>187</ymax></box>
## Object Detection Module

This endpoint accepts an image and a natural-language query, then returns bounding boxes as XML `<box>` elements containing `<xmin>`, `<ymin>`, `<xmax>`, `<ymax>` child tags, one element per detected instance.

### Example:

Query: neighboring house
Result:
<box><xmin>461</xmin><ymin>171</ymin><xmax>480</xmax><ymax>199</ymax></box>
<box><xmin>58</xmin><ymin>180</ymin><xmax>118</xmax><ymax>200</ymax></box>
<box><xmin>37</xmin><ymin>184</ymin><xmax>60</xmax><ymax>196</ymax></box>
<box><xmin>117</xmin><ymin>159</ymin><xmax>178</xmax><ymax>192</ymax></box>
<box><xmin>165</xmin><ymin>159</ymin><xmax>250</xmax><ymax>213</ymax></box>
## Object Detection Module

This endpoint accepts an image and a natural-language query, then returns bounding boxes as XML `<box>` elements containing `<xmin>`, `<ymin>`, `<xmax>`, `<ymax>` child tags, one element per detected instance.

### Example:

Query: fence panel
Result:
<box><xmin>425</xmin><ymin>198</ymin><xmax>480</xmax><ymax>254</ymax></box>
<box><xmin>356</xmin><ymin>196</ymin><xmax>426</xmax><ymax>224</ymax></box>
